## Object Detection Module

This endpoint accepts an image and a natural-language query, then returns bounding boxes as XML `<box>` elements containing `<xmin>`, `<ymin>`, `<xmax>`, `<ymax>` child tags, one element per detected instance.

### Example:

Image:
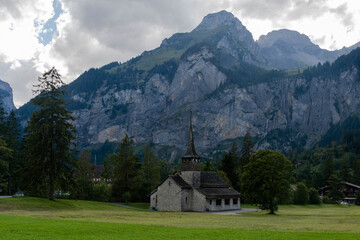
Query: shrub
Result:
<box><xmin>93</xmin><ymin>181</ymin><xmax>112</xmax><ymax>202</ymax></box>
<box><xmin>355</xmin><ymin>192</ymin><xmax>360</xmax><ymax>206</ymax></box>
<box><xmin>295</xmin><ymin>182</ymin><xmax>309</xmax><ymax>205</ymax></box>
<box><xmin>322</xmin><ymin>196</ymin><xmax>337</xmax><ymax>204</ymax></box>
<box><xmin>309</xmin><ymin>187</ymin><xmax>321</xmax><ymax>204</ymax></box>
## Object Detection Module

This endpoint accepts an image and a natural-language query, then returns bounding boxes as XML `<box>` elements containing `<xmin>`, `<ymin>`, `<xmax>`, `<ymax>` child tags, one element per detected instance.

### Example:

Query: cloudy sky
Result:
<box><xmin>1</xmin><ymin>0</ymin><xmax>360</xmax><ymax>107</ymax></box>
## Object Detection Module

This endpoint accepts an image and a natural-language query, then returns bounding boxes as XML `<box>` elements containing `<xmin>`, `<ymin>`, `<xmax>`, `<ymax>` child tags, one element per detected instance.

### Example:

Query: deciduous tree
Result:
<box><xmin>242</xmin><ymin>150</ymin><xmax>294</xmax><ymax>214</ymax></box>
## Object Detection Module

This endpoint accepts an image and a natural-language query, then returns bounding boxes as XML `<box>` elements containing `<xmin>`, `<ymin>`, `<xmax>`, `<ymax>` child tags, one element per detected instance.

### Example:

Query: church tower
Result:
<box><xmin>181</xmin><ymin>111</ymin><xmax>201</xmax><ymax>171</ymax></box>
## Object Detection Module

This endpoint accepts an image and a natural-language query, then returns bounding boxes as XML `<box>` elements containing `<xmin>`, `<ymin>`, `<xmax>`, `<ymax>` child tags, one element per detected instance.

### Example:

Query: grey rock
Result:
<box><xmin>0</xmin><ymin>79</ymin><xmax>16</xmax><ymax>113</ymax></box>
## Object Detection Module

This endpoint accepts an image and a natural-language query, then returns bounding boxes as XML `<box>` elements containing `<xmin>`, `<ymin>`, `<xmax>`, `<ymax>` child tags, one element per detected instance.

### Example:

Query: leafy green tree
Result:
<box><xmin>139</xmin><ymin>143</ymin><xmax>161</xmax><ymax>201</ymax></box>
<box><xmin>240</xmin><ymin>132</ymin><xmax>254</xmax><ymax>169</ymax></box>
<box><xmin>220</xmin><ymin>142</ymin><xmax>240</xmax><ymax>190</ymax></box>
<box><xmin>216</xmin><ymin>170</ymin><xmax>231</xmax><ymax>185</ymax></box>
<box><xmin>294</xmin><ymin>182</ymin><xmax>309</xmax><ymax>205</ymax></box>
<box><xmin>202</xmin><ymin>159</ymin><xmax>215</xmax><ymax>171</ymax></box>
<box><xmin>112</xmin><ymin>135</ymin><xmax>140</xmax><ymax>201</ymax></box>
<box><xmin>308</xmin><ymin>187</ymin><xmax>321</xmax><ymax>204</ymax></box>
<box><xmin>71</xmin><ymin>149</ymin><xmax>94</xmax><ymax>200</ymax></box>
<box><xmin>22</xmin><ymin>67</ymin><xmax>76</xmax><ymax>200</ymax></box>
<box><xmin>242</xmin><ymin>150</ymin><xmax>294</xmax><ymax>214</ymax></box>
<box><xmin>327</xmin><ymin>174</ymin><xmax>344</xmax><ymax>202</ymax></box>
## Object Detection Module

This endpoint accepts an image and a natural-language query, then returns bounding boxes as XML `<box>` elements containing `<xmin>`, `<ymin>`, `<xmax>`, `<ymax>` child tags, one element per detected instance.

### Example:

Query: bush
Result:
<box><xmin>295</xmin><ymin>182</ymin><xmax>309</xmax><ymax>205</ymax></box>
<box><xmin>309</xmin><ymin>187</ymin><xmax>321</xmax><ymax>204</ymax></box>
<box><xmin>322</xmin><ymin>196</ymin><xmax>337</xmax><ymax>204</ymax></box>
<box><xmin>93</xmin><ymin>181</ymin><xmax>112</xmax><ymax>202</ymax></box>
<box><xmin>355</xmin><ymin>193</ymin><xmax>360</xmax><ymax>206</ymax></box>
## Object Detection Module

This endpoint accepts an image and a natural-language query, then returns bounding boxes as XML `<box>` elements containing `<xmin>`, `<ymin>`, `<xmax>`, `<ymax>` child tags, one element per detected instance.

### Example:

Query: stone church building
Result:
<box><xmin>150</xmin><ymin>116</ymin><xmax>241</xmax><ymax>212</ymax></box>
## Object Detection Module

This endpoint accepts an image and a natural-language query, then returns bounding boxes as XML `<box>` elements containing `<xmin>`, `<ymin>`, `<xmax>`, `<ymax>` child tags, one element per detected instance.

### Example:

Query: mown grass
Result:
<box><xmin>1</xmin><ymin>214</ymin><xmax>359</xmax><ymax>240</ymax></box>
<box><xmin>0</xmin><ymin>197</ymin><xmax>360</xmax><ymax>239</ymax></box>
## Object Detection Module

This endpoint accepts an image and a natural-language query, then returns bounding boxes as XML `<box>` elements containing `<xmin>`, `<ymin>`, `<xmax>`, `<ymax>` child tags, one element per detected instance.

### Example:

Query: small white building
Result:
<box><xmin>150</xmin><ymin>115</ymin><xmax>240</xmax><ymax>212</ymax></box>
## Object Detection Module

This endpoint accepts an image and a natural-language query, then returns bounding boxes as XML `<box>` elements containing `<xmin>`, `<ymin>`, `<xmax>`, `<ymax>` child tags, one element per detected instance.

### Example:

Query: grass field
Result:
<box><xmin>1</xmin><ymin>197</ymin><xmax>360</xmax><ymax>239</ymax></box>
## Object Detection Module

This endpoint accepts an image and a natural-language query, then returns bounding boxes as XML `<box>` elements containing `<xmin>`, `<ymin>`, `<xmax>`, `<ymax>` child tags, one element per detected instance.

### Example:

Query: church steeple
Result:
<box><xmin>181</xmin><ymin>111</ymin><xmax>201</xmax><ymax>171</ymax></box>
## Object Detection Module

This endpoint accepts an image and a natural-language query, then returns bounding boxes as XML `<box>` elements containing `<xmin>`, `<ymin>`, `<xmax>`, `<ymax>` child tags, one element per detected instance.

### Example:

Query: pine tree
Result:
<box><xmin>323</xmin><ymin>157</ymin><xmax>334</xmax><ymax>183</ymax></box>
<box><xmin>221</xmin><ymin>142</ymin><xmax>240</xmax><ymax>190</ymax></box>
<box><xmin>327</xmin><ymin>174</ymin><xmax>344</xmax><ymax>202</ymax></box>
<box><xmin>139</xmin><ymin>143</ymin><xmax>161</xmax><ymax>201</ymax></box>
<box><xmin>112</xmin><ymin>135</ymin><xmax>140</xmax><ymax>202</ymax></box>
<box><xmin>0</xmin><ymin>137</ymin><xmax>12</xmax><ymax>192</ymax></box>
<box><xmin>22</xmin><ymin>67</ymin><xmax>76</xmax><ymax>200</ymax></box>
<box><xmin>0</xmin><ymin>98</ymin><xmax>6</xmax><ymax>137</ymax></box>
<box><xmin>71</xmin><ymin>149</ymin><xmax>94</xmax><ymax>200</ymax></box>
<box><xmin>4</xmin><ymin>110</ymin><xmax>21</xmax><ymax>195</ymax></box>
<box><xmin>240</xmin><ymin>132</ymin><xmax>254</xmax><ymax>169</ymax></box>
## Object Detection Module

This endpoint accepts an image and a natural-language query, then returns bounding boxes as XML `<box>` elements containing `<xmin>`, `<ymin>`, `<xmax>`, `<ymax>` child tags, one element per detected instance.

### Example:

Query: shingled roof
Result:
<box><xmin>200</xmin><ymin>171</ymin><xmax>228</xmax><ymax>187</ymax></box>
<box><xmin>170</xmin><ymin>175</ymin><xmax>192</xmax><ymax>189</ymax></box>
<box><xmin>197</xmin><ymin>187</ymin><xmax>240</xmax><ymax>198</ymax></box>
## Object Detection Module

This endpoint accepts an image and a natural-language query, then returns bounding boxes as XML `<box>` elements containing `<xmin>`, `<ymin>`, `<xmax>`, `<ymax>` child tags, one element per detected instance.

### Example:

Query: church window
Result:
<box><xmin>186</xmin><ymin>197</ymin><xmax>188</xmax><ymax>204</ymax></box>
<box><xmin>233</xmin><ymin>198</ymin><xmax>238</xmax><ymax>204</ymax></box>
<box><xmin>169</xmin><ymin>181</ymin><xmax>171</xmax><ymax>186</ymax></box>
<box><xmin>225</xmin><ymin>199</ymin><xmax>230</xmax><ymax>205</ymax></box>
<box><xmin>210</xmin><ymin>200</ymin><xmax>212</xmax><ymax>205</ymax></box>
<box><xmin>216</xmin><ymin>199</ymin><xmax>221</xmax><ymax>206</ymax></box>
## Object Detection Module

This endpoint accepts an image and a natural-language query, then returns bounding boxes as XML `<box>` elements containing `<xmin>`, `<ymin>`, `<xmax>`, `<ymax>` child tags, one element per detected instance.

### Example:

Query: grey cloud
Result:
<box><xmin>0</xmin><ymin>0</ymin><xmax>22</xmax><ymax>19</ymax></box>
<box><xmin>52</xmin><ymin>0</ymin><xmax>229</xmax><ymax>80</ymax></box>
<box><xmin>0</xmin><ymin>56</ymin><xmax>39</xmax><ymax>107</ymax></box>
<box><xmin>330</xmin><ymin>3</ymin><xmax>354</xmax><ymax>31</ymax></box>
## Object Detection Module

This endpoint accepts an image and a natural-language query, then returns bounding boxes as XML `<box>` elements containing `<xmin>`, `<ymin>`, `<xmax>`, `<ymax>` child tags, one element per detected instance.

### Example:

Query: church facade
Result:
<box><xmin>150</xmin><ymin>115</ymin><xmax>241</xmax><ymax>212</ymax></box>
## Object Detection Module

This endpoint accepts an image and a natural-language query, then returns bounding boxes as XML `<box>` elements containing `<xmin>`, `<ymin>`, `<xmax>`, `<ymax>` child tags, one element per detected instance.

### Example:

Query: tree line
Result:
<box><xmin>1</xmin><ymin>67</ymin><xmax>358</xmax><ymax>214</ymax></box>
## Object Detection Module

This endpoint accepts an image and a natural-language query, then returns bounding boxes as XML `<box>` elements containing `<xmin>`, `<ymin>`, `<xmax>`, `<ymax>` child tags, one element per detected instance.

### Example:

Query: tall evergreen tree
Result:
<box><xmin>0</xmin><ymin>137</ymin><xmax>12</xmax><ymax>193</ymax></box>
<box><xmin>221</xmin><ymin>142</ymin><xmax>240</xmax><ymax>190</ymax></box>
<box><xmin>0</xmin><ymin>98</ymin><xmax>6</xmax><ymax>136</ymax></box>
<box><xmin>323</xmin><ymin>157</ymin><xmax>334</xmax><ymax>183</ymax></box>
<box><xmin>339</xmin><ymin>154</ymin><xmax>351</xmax><ymax>182</ymax></box>
<box><xmin>139</xmin><ymin>143</ymin><xmax>161</xmax><ymax>201</ymax></box>
<box><xmin>4</xmin><ymin>110</ymin><xmax>21</xmax><ymax>194</ymax></box>
<box><xmin>22</xmin><ymin>67</ymin><xmax>76</xmax><ymax>200</ymax></box>
<box><xmin>240</xmin><ymin>132</ymin><xmax>254</xmax><ymax>169</ymax></box>
<box><xmin>112</xmin><ymin>135</ymin><xmax>140</xmax><ymax>202</ymax></box>
<box><xmin>71</xmin><ymin>149</ymin><xmax>94</xmax><ymax>200</ymax></box>
<box><xmin>327</xmin><ymin>174</ymin><xmax>344</xmax><ymax>202</ymax></box>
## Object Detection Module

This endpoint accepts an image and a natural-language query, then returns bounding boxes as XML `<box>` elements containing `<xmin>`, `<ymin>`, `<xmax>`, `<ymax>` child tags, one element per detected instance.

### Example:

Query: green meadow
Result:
<box><xmin>0</xmin><ymin>197</ymin><xmax>360</xmax><ymax>239</ymax></box>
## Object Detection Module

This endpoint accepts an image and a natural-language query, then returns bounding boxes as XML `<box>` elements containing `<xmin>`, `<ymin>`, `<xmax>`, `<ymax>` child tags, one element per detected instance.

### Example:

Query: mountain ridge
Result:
<box><xmin>16</xmin><ymin>10</ymin><xmax>360</xmax><ymax>160</ymax></box>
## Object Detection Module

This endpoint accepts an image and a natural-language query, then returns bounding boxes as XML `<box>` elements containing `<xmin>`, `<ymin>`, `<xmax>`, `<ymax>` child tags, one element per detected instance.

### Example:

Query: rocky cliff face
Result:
<box><xmin>17</xmin><ymin>10</ymin><xmax>360</xmax><ymax>157</ymax></box>
<box><xmin>0</xmin><ymin>79</ymin><xmax>16</xmax><ymax>113</ymax></box>
<box><xmin>67</xmin><ymin>45</ymin><xmax>360</xmax><ymax>155</ymax></box>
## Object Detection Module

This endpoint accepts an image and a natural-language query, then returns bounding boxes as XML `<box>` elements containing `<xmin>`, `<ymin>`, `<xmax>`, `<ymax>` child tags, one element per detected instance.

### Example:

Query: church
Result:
<box><xmin>150</xmin><ymin>115</ymin><xmax>241</xmax><ymax>212</ymax></box>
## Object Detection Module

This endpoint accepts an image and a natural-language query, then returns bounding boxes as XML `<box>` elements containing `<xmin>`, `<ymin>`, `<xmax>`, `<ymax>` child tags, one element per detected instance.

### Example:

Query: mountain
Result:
<box><xmin>17</xmin><ymin>10</ymin><xmax>360</xmax><ymax>160</ymax></box>
<box><xmin>0</xmin><ymin>79</ymin><xmax>16</xmax><ymax>113</ymax></box>
<box><xmin>258</xmin><ymin>29</ymin><xmax>360</xmax><ymax>69</ymax></box>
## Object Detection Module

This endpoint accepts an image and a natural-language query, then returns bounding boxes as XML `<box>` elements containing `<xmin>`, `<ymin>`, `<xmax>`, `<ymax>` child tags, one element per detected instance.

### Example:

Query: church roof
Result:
<box><xmin>197</xmin><ymin>187</ymin><xmax>241</xmax><ymax>198</ymax></box>
<box><xmin>182</xmin><ymin>111</ymin><xmax>201</xmax><ymax>159</ymax></box>
<box><xmin>170</xmin><ymin>175</ymin><xmax>192</xmax><ymax>189</ymax></box>
<box><xmin>200</xmin><ymin>172</ymin><xmax>228</xmax><ymax>187</ymax></box>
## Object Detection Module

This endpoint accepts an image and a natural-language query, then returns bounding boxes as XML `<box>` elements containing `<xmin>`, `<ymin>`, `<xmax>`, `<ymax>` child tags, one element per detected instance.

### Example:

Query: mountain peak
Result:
<box><xmin>257</xmin><ymin>29</ymin><xmax>315</xmax><ymax>48</ymax></box>
<box><xmin>193</xmin><ymin>10</ymin><xmax>244</xmax><ymax>32</ymax></box>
